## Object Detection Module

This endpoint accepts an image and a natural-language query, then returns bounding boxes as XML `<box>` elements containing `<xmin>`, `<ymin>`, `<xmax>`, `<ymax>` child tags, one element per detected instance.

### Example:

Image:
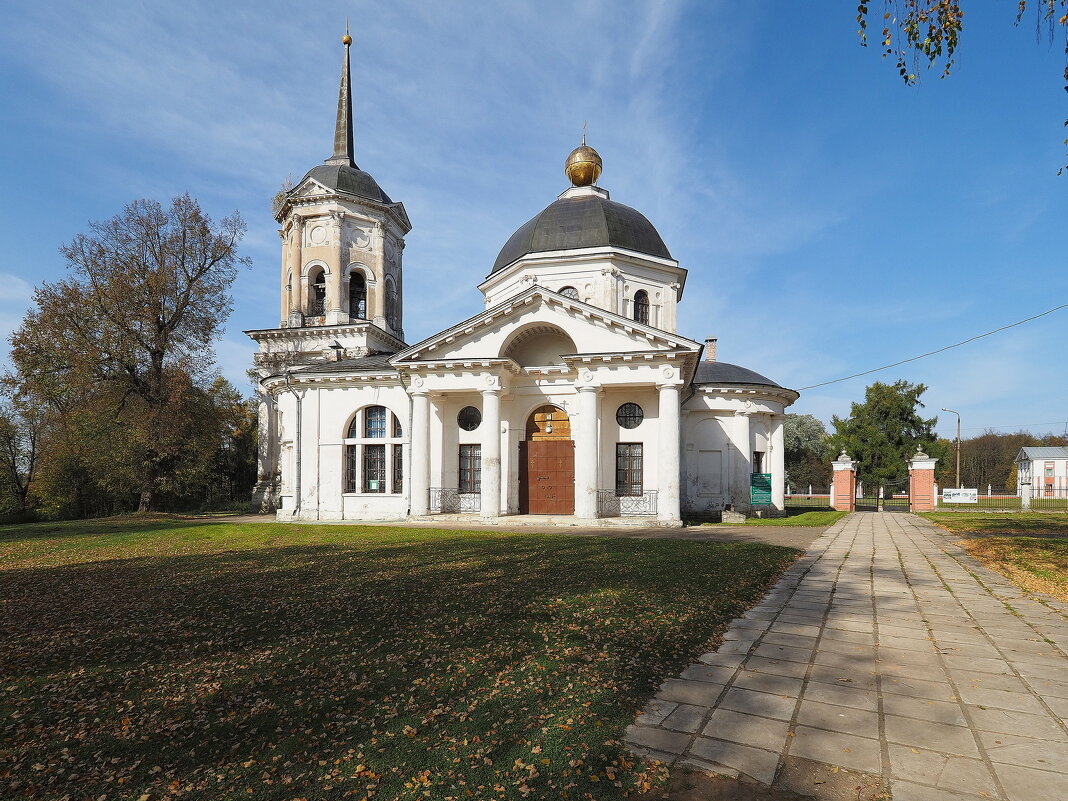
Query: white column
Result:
<box><xmin>410</xmin><ymin>390</ymin><xmax>430</xmax><ymax>515</ymax></box>
<box><xmin>574</xmin><ymin>386</ymin><xmax>599</xmax><ymax>519</ymax></box>
<box><xmin>770</xmin><ymin>414</ymin><xmax>785</xmax><ymax>510</ymax></box>
<box><xmin>480</xmin><ymin>389</ymin><xmax>502</xmax><ymax>518</ymax></box>
<box><xmin>734</xmin><ymin>411</ymin><xmax>752</xmax><ymax>511</ymax></box>
<box><xmin>657</xmin><ymin>384</ymin><xmax>682</xmax><ymax>523</ymax></box>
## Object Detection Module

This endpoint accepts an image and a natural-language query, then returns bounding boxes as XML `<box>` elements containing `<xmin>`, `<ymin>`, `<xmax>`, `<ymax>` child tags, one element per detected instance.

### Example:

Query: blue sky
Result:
<box><xmin>1</xmin><ymin>1</ymin><xmax>1064</xmax><ymax>440</ymax></box>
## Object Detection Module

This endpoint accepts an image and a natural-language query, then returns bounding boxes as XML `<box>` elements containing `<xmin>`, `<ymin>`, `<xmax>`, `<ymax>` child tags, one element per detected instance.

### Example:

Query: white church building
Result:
<box><xmin>248</xmin><ymin>35</ymin><xmax>798</xmax><ymax>525</ymax></box>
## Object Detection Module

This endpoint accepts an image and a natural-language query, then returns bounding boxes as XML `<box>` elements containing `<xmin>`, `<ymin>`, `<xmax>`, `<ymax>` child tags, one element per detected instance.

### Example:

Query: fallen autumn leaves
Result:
<box><xmin>0</xmin><ymin>518</ymin><xmax>798</xmax><ymax>799</ymax></box>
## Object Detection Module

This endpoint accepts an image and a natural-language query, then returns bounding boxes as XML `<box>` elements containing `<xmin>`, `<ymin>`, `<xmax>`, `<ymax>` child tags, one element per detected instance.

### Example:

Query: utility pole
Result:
<box><xmin>941</xmin><ymin>408</ymin><xmax>961</xmax><ymax>488</ymax></box>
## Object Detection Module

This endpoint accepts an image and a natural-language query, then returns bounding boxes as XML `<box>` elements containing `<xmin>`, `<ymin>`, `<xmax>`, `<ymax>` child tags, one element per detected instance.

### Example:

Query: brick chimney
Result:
<box><xmin>704</xmin><ymin>336</ymin><xmax>717</xmax><ymax>362</ymax></box>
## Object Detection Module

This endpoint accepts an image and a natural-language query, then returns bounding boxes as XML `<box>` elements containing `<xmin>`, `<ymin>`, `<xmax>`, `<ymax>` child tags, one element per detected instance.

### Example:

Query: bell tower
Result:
<box><xmin>271</xmin><ymin>27</ymin><xmax>411</xmax><ymax>349</ymax></box>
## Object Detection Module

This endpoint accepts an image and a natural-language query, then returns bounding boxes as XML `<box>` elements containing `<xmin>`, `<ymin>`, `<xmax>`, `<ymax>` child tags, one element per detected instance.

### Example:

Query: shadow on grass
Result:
<box><xmin>1</xmin><ymin>532</ymin><xmax>798</xmax><ymax>800</ymax></box>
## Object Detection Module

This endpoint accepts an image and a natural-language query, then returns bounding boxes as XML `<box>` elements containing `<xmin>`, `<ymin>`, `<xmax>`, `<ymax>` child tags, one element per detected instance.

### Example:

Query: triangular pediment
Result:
<box><xmin>392</xmin><ymin>286</ymin><xmax>699</xmax><ymax>365</ymax></box>
<box><xmin>293</xmin><ymin>178</ymin><xmax>332</xmax><ymax>198</ymax></box>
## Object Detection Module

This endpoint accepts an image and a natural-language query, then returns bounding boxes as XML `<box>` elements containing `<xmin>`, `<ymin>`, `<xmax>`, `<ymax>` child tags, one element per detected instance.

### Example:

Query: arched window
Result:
<box><xmin>349</xmin><ymin>272</ymin><xmax>367</xmax><ymax>320</ymax></box>
<box><xmin>559</xmin><ymin>286</ymin><xmax>579</xmax><ymax>300</ymax></box>
<box><xmin>309</xmin><ymin>269</ymin><xmax>327</xmax><ymax>317</ymax></box>
<box><xmin>633</xmin><ymin>290</ymin><xmax>649</xmax><ymax>325</ymax></box>
<box><xmin>384</xmin><ymin>280</ymin><xmax>399</xmax><ymax>331</ymax></box>
<box><xmin>345</xmin><ymin>407</ymin><xmax>405</xmax><ymax>494</ymax></box>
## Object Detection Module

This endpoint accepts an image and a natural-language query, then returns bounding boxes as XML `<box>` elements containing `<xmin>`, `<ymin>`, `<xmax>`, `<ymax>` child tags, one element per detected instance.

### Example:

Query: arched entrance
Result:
<box><xmin>518</xmin><ymin>405</ymin><xmax>575</xmax><ymax>514</ymax></box>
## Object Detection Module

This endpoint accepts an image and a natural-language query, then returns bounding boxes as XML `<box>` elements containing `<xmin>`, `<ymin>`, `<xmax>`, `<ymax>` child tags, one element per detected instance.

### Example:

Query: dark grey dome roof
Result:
<box><xmin>491</xmin><ymin>193</ymin><xmax>671</xmax><ymax>273</ymax></box>
<box><xmin>692</xmin><ymin>361</ymin><xmax>781</xmax><ymax>388</ymax></box>
<box><xmin>301</xmin><ymin>163</ymin><xmax>392</xmax><ymax>205</ymax></box>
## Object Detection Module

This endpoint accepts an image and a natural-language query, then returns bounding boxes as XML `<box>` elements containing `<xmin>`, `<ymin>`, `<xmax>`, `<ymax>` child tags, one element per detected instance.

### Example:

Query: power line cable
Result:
<box><xmin>798</xmin><ymin>302</ymin><xmax>1068</xmax><ymax>391</ymax></box>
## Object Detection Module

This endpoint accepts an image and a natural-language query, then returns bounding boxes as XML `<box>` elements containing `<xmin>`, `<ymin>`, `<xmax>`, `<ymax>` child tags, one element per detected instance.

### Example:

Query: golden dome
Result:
<box><xmin>342</xmin><ymin>33</ymin><xmax>352</xmax><ymax>45</ymax></box>
<box><xmin>565</xmin><ymin>143</ymin><xmax>602</xmax><ymax>186</ymax></box>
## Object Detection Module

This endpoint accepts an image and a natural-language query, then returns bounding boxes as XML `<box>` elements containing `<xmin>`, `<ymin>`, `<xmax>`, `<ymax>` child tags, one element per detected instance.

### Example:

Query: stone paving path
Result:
<box><xmin>626</xmin><ymin>512</ymin><xmax>1068</xmax><ymax>800</ymax></box>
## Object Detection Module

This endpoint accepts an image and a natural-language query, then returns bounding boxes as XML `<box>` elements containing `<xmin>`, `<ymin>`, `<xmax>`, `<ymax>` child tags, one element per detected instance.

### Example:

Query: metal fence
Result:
<box><xmin>596</xmin><ymin>490</ymin><xmax>658</xmax><ymax>517</ymax></box>
<box><xmin>784</xmin><ymin>494</ymin><xmax>832</xmax><ymax>509</ymax></box>
<box><xmin>428</xmin><ymin>488</ymin><xmax>480</xmax><ymax>514</ymax></box>
<box><xmin>935</xmin><ymin>487</ymin><xmax>1068</xmax><ymax>511</ymax></box>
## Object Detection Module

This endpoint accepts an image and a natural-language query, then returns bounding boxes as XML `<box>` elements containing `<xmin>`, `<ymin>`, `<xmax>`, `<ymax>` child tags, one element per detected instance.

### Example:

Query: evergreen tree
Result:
<box><xmin>829</xmin><ymin>380</ymin><xmax>948</xmax><ymax>488</ymax></box>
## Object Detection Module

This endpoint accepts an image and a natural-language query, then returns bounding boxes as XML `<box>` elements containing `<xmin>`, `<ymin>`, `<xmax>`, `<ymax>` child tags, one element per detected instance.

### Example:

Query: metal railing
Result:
<box><xmin>428</xmin><ymin>488</ymin><xmax>480</xmax><ymax>514</ymax></box>
<box><xmin>784</xmin><ymin>494</ymin><xmax>832</xmax><ymax>509</ymax></box>
<box><xmin>937</xmin><ymin>486</ymin><xmax>1068</xmax><ymax>511</ymax></box>
<box><xmin>597</xmin><ymin>490</ymin><xmax>658</xmax><ymax>517</ymax></box>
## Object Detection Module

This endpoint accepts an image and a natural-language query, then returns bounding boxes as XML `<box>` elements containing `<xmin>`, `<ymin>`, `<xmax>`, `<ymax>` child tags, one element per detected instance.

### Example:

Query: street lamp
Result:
<box><xmin>941</xmin><ymin>408</ymin><xmax>961</xmax><ymax>488</ymax></box>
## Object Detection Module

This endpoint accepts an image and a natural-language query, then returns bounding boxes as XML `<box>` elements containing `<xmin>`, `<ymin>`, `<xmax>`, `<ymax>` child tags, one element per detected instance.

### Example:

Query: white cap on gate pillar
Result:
<box><xmin>908</xmin><ymin>445</ymin><xmax>938</xmax><ymax>471</ymax></box>
<box><xmin>832</xmin><ymin>450</ymin><xmax>855</xmax><ymax>471</ymax></box>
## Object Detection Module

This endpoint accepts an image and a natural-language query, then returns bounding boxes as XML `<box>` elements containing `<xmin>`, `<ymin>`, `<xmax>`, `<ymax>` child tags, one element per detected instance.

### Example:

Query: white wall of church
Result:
<box><xmin>274</xmin><ymin>382</ymin><xmax>412</xmax><ymax>520</ymax></box>
<box><xmin>681</xmin><ymin>390</ymin><xmax>788</xmax><ymax>516</ymax></box>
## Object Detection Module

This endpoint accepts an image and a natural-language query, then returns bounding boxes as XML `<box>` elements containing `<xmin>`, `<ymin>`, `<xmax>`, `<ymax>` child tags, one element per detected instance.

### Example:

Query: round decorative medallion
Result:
<box><xmin>353</xmin><ymin>227</ymin><xmax>371</xmax><ymax>249</ymax></box>
<box><xmin>662</xmin><ymin>366</ymin><xmax>676</xmax><ymax>380</ymax></box>
<box><xmin>412</xmin><ymin>377</ymin><xmax>424</xmax><ymax>388</ymax></box>
<box><xmin>310</xmin><ymin>225</ymin><xmax>327</xmax><ymax>245</ymax></box>
<box><xmin>581</xmin><ymin>370</ymin><xmax>594</xmax><ymax>383</ymax></box>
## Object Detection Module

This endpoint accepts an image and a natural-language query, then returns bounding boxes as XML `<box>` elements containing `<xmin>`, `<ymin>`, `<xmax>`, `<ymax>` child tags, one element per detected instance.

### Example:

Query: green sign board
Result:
<box><xmin>751</xmin><ymin>473</ymin><xmax>772</xmax><ymax>505</ymax></box>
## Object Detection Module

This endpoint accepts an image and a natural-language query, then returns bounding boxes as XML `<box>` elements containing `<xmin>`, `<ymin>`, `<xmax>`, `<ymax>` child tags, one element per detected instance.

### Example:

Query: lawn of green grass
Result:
<box><xmin>0</xmin><ymin>516</ymin><xmax>799</xmax><ymax>800</ymax></box>
<box><xmin>743</xmin><ymin>511</ymin><xmax>846</xmax><ymax>527</ymax></box>
<box><xmin>920</xmin><ymin>512</ymin><xmax>1068</xmax><ymax>602</ymax></box>
<box><xmin>696</xmin><ymin>510</ymin><xmax>846</xmax><ymax>528</ymax></box>
<box><xmin>920</xmin><ymin>512</ymin><xmax>1068</xmax><ymax>538</ymax></box>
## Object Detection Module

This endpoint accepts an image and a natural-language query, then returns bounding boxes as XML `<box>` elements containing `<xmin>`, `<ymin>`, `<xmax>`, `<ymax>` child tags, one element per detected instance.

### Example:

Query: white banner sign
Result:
<box><xmin>943</xmin><ymin>488</ymin><xmax>978</xmax><ymax>504</ymax></box>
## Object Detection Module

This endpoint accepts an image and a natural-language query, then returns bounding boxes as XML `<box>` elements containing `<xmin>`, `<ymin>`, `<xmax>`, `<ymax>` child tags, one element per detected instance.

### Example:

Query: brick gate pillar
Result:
<box><xmin>908</xmin><ymin>446</ymin><xmax>939</xmax><ymax>511</ymax></box>
<box><xmin>831</xmin><ymin>451</ymin><xmax>857</xmax><ymax>512</ymax></box>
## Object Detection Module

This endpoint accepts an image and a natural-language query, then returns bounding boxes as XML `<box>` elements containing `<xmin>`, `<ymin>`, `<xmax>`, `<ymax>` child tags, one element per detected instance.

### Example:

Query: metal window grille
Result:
<box><xmin>633</xmin><ymin>291</ymin><xmax>649</xmax><ymax>324</ymax></box>
<box><xmin>559</xmin><ymin>286</ymin><xmax>579</xmax><ymax>299</ymax></box>
<box><xmin>364</xmin><ymin>406</ymin><xmax>387</xmax><ymax>438</ymax></box>
<box><xmin>616</xmin><ymin>402</ymin><xmax>643</xmax><ymax>429</ymax></box>
<box><xmin>392</xmin><ymin>443</ymin><xmax>403</xmax><ymax>494</ymax></box>
<box><xmin>345</xmin><ymin>444</ymin><xmax>359</xmax><ymax>493</ymax></box>
<box><xmin>615</xmin><ymin>442</ymin><xmax>643</xmax><ymax>496</ymax></box>
<box><xmin>363</xmin><ymin>444</ymin><xmax>385</xmax><ymax>493</ymax></box>
<box><xmin>459</xmin><ymin>444</ymin><xmax>481</xmax><ymax>494</ymax></box>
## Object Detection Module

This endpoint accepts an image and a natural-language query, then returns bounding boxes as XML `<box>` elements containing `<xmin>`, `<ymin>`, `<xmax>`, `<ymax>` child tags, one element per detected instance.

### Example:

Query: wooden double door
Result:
<box><xmin>519</xmin><ymin>440</ymin><xmax>575</xmax><ymax>514</ymax></box>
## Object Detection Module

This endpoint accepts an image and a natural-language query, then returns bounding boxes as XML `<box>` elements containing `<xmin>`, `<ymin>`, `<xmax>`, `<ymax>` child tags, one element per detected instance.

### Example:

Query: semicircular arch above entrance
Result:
<box><xmin>501</xmin><ymin>324</ymin><xmax>577</xmax><ymax>367</ymax></box>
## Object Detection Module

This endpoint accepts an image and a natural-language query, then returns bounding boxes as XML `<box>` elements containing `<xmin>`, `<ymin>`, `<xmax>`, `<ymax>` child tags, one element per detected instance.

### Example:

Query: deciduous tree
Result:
<box><xmin>783</xmin><ymin>414</ymin><xmax>832</xmax><ymax>491</ymax></box>
<box><xmin>10</xmin><ymin>195</ymin><xmax>249</xmax><ymax>512</ymax></box>
<box><xmin>857</xmin><ymin>1</ymin><xmax>1068</xmax><ymax>172</ymax></box>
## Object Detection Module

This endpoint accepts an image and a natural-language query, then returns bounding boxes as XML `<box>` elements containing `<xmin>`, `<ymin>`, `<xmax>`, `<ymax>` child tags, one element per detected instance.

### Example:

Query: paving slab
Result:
<box><xmin>625</xmin><ymin>512</ymin><xmax>1068</xmax><ymax>799</ymax></box>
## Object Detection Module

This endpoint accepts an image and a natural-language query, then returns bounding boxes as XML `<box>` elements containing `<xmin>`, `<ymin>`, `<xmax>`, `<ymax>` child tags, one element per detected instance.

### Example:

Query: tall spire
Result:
<box><xmin>326</xmin><ymin>23</ymin><xmax>356</xmax><ymax>167</ymax></box>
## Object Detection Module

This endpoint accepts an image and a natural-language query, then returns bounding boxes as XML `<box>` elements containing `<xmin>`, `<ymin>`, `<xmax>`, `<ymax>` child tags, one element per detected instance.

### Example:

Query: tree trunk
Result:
<box><xmin>138</xmin><ymin>487</ymin><xmax>153</xmax><ymax>513</ymax></box>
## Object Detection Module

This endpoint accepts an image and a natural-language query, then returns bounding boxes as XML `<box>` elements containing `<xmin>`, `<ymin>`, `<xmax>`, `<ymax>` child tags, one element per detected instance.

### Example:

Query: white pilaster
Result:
<box><xmin>410</xmin><ymin>390</ymin><xmax>430</xmax><ymax>515</ymax></box>
<box><xmin>657</xmin><ymin>384</ymin><xmax>682</xmax><ymax>523</ymax></box>
<box><xmin>770</xmin><ymin>414</ymin><xmax>785</xmax><ymax>510</ymax></box>
<box><xmin>480</xmin><ymin>389</ymin><xmax>502</xmax><ymax>518</ymax></box>
<box><xmin>734</xmin><ymin>411</ymin><xmax>752</xmax><ymax>511</ymax></box>
<box><xmin>574</xmin><ymin>385</ymin><xmax>600</xmax><ymax>519</ymax></box>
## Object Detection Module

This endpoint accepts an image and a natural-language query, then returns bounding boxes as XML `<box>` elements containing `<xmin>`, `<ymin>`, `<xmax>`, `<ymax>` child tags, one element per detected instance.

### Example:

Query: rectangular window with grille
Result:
<box><xmin>364</xmin><ymin>444</ymin><xmax>386</xmax><ymax>492</ymax></box>
<box><xmin>616</xmin><ymin>443</ymin><xmax>643</xmax><ymax>497</ymax></box>
<box><xmin>459</xmin><ymin>444</ymin><xmax>481</xmax><ymax>494</ymax></box>
<box><xmin>392</xmin><ymin>443</ymin><xmax>403</xmax><ymax>494</ymax></box>
<box><xmin>345</xmin><ymin>444</ymin><xmax>359</xmax><ymax>493</ymax></box>
<box><xmin>365</xmin><ymin>406</ymin><xmax>387</xmax><ymax>438</ymax></box>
